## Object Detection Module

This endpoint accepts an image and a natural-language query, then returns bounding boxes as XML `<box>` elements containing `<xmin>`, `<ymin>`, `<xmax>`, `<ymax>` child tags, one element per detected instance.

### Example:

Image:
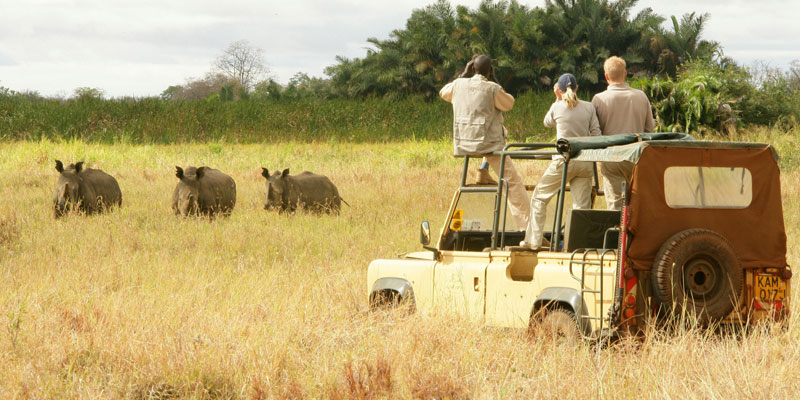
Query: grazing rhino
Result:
<box><xmin>172</xmin><ymin>166</ymin><xmax>236</xmax><ymax>217</ymax></box>
<box><xmin>53</xmin><ymin>160</ymin><xmax>122</xmax><ymax>218</ymax></box>
<box><xmin>261</xmin><ymin>168</ymin><xmax>348</xmax><ymax>214</ymax></box>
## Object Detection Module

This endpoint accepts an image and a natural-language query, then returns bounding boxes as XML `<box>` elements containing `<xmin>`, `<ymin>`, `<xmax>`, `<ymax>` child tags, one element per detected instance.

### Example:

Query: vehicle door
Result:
<box><xmin>434</xmin><ymin>251</ymin><xmax>490</xmax><ymax>323</ymax></box>
<box><xmin>433</xmin><ymin>190</ymin><xmax>514</xmax><ymax>323</ymax></box>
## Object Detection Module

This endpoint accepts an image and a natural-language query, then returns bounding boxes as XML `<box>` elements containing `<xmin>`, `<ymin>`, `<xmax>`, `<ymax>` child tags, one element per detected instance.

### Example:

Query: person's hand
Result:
<box><xmin>459</xmin><ymin>60</ymin><xmax>475</xmax><ymax>78</ymax></box>
<box><xmin>553</xmin><ymin>83</ymin><xmax>563</xmax><ymax>101</ymax></box>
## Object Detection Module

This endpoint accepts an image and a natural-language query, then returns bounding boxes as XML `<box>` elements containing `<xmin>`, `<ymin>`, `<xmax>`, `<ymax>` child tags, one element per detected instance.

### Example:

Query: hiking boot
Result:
<box><xmin>475</xmin><ymin>168</ymin><xmax>498</xmax><ymax>185</ymax></box>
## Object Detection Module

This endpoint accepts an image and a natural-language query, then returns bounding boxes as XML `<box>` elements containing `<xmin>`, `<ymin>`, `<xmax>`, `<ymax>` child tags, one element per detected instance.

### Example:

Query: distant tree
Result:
<box><xmin>544</xmin><ymin>0</ymin><xmax>663</xmax><ymax>86</ymax></box>
<box><xmin>219</xmin><ymin>82</ymin><xmax>236</xmax><ymax>101</ymax></box>
<box><xmin>73</xmin><ymin>87</ymin><xmax>105</xmax><ymax>100</ymax></box>
<box><xmin>283</xmin><ymin>72</ymin><xmax>333</xmax><ymax>99</ymax></box>
<box><xmin>213</xmin><ymin>39</ymin><xmax>270</xmax><ymax>91</ymax></box>
<box><xmin>160</xmin><ymin>85</ymin><xmax>182</xmax><ymax>100</ymax></box>
<box><xmin>789</xmin><ymin>59</ymin><xmax>800</xmax><ymax>91</ymax></box>
<box><xmin>325</xmin><ymin>0</ymin><xmax>666</xmax><ymax>97</ymax></box>
<box><xmin>252</xmin><ymin>79</ymin><xmax>285</xmax><ymax>101</ymax></box>
<box><xmin>644</xmin><ymin>13</ymin><xmax>719</xmax><ymax>77</ymax></box>
<box><xmin>162</xmin><ymin>73</ymin><xmax>241</xmax><ymax>101</ymax></box>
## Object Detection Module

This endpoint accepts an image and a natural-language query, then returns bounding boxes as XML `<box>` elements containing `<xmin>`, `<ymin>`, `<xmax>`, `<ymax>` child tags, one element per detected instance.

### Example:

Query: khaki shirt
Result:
<box><xmin>591</xmin><ymin>82</ymin><xmax>655</xmax><ymax>135</ymax></box>
<box><xmin>439</xmin><ymin>76</ymin><xmax>515</xmax><ymax>111</ymax></box>
<box><xmin>439</xmin><ymin>74</ymin><xmax>515</xmax><ymax>156</ymax></box>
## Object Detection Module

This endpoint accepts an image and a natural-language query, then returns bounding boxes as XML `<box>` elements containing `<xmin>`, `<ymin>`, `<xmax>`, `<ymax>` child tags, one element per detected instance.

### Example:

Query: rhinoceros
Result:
<box><xmin>53</xmin><ymin>160</ymin><xmax>122</xmax><ymax>218</ymax></box>
<box><xmin>261</xmin><ymin>168</ymin><xmax>348</xmax><ymax>214</ymax></box>
<box><xmin>172</xmin><ymin>166</ymin><xmax>236</xmax><ymax>217</ymax></box>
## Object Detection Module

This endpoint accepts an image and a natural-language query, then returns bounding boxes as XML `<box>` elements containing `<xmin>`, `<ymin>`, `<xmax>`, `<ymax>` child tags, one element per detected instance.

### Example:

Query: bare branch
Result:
<box><xmin>213</xmin><ymin>39</ymin><xmax>269</xmax><ymax>91</ymax></box>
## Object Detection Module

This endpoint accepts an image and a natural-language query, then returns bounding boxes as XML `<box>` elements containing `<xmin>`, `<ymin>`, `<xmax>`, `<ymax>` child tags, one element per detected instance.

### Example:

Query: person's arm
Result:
<box><xmin>544</xmin><ymin>84</ymin><xmax>562</xmax><ymax>128</ymax></box>
<box><xmin>591</xmin><ymin>95</ymin><xmax>606</xmax><ymax>134</ymax></box>
<box><xmin>588</xmin><ymin>105</ymin><xmax>601</xmax><ymax>136</ymax></box>
<box><xmin>643</xmin><ymin>98</ymin><xmax>655</xmax><ymax>133</ymax></box>
<box><xmin>494</xmin><ymin>88</ymin><xmax>514</xmax><ymax>111</ymax></box>
<box><xmin>543</xmin><ymin>103</ymin><xmax>556</xmax><ymax>128</ymax></box>
<box><xmin>439</xmin><ymin>81</ymin><xmax>455</xmax><ymax>103</ymax></box>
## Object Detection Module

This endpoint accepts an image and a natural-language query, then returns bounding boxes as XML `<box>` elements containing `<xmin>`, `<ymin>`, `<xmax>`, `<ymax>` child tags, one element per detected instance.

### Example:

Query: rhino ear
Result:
<box><xmin>55</xmin><ymin>160</ymin><xmax>64</xmax><ymax>173</ymax></box>
<box><xmin>175</xmin><ymin>166</ymin><xmax>184</xmax><ymax>179</ymax></box>
<box><xmin>74</xmin><ymin>161</ymin><xmax>84</xmax><ymax>173</ymax></box>
<box><xmin>282</xmin><ymin>168</ymin><xmax>290</xmax><ymax>178</ymax></box>
<box><xmin>196</xmin><ymin>167</ymin><xmax>206</xmax><ymax>179</ymax></box>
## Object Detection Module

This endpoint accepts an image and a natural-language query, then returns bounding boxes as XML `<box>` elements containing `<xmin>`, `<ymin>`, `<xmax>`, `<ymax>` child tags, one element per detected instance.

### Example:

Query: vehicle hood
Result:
<box><xmin>402</xmin><ymin>251</ymin><xmax>436</xmax><ymax>261</ymax></box>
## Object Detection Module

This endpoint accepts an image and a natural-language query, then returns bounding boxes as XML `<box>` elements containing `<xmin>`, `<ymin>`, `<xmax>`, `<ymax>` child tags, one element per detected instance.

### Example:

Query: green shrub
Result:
<box><xmin>741</xmin><ymin>63</ymin><xmax>799</xmax><ymax>126</ymax></box>
<box><xmin>635</xmin><ymin>59</ymin><xmax>800</xmax><ymax>135</ymax></box>
<box><xmin>635</xmin><ymin>60</ymin><xmax>742</xmax><ymax>135</ymax></box>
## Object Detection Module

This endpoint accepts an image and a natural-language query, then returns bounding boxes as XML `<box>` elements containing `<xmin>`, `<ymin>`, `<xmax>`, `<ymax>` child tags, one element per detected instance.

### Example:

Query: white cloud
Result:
<box><xmin>0</xmin><ymin>0</ymin><xmax>797</xmax><ymax>97</ymax></box>
<box><xmin>0</xmin><ymin>51</ymin><xmax>17</xmax><ymax>66</ymax></box>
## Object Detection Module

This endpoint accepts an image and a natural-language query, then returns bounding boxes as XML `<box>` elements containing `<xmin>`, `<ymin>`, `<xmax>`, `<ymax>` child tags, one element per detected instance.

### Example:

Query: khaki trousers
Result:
<box><xmin>484</xmin><ymin>154</ymin><xmax>530</xmax><ymax>230</ymax></box>
<box><xmin>600</xmin><ymin>162</ymin><xmax>633</xmax><ymax>211</ymax></box>
<box><xmin>524</xmin><ymin>159</ymin><xmax>593</xmax><ymax>247</ymax></box>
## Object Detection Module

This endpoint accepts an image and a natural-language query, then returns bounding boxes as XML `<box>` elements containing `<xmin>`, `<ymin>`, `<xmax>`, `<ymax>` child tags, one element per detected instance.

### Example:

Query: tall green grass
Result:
<box><xmin>0</xmin><ymin>92</ymin><xmax>555</xmax><ymax>144</ymax></box>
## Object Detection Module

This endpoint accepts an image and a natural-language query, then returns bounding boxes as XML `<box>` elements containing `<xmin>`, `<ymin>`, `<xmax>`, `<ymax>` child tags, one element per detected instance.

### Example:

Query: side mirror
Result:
<box><xmin>420</xmin><ymin>221</ymin><xmax>431</xmax><ymax>246</ymax></box>
<box><xmin>420</xmin><ymin>221</ymin><xmax>440</xmax><ymax>260</ymax></box>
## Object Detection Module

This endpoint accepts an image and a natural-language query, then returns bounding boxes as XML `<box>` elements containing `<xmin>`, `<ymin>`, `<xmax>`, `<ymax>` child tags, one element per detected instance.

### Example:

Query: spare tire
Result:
<box><xmin>651</xmin><ymin>229</ymin><xmax>743</xmax><ymax>324</ymax></box>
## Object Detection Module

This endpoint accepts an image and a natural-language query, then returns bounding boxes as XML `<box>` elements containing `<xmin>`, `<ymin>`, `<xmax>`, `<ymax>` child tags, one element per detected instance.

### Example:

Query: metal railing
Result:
<box><xmin>457</xmin><ymin>143</ymin><xmax>560</xmax><ymax>250</ymax></box>
<box><xmin>568</xmin><ymin>248</ymin><xmax>617</xmax><ymax>340</ymax></box>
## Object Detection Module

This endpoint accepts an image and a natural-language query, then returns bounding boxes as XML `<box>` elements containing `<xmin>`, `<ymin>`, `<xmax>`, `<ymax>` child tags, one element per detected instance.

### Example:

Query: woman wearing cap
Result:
<box><xmin>521</xmin><ymin>73</ymin><xmax>600</xmax><ymax>249</ymax></box>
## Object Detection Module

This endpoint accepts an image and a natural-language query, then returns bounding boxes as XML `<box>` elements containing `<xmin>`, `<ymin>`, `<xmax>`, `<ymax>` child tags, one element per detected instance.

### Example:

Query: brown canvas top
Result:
<box><xmin>626</xmin><ymin>143</ymin><xmax>787</xmax><ymax>270</ymax></box>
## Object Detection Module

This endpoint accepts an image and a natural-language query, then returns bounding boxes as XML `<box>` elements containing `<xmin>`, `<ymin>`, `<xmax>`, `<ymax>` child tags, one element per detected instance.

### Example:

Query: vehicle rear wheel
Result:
<box><xmin>530</xmin><ymin>308</ymin><xmax>580</xmax><ymax>343</ymax></box>
<box><xmin>651</xmin><ymin>229</ymin><xmax>743</xmax><ymax>325</ymax></box>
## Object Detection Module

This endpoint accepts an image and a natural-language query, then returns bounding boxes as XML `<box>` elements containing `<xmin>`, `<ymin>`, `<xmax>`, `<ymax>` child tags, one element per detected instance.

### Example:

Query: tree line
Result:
<box><xmin>158</xmin><ymin>0</ymin><xmax>720</xmax><ymax>102</ymax></box>
<box><xmin>2</xmin><ymin>0</ymin><xmax>798</xmax><ymax>135</ymax></box>
<box><xmin>322</xmin><ymin>0</ymin><xmax>720</xmax><ymax>98</ymax></box>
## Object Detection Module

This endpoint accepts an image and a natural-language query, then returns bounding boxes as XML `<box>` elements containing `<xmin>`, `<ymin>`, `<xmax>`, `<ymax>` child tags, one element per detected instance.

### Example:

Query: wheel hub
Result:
<box><xmin>684</xmin><ymin>257</ymin><xmax>719</xmax><ymax>297</ymax></box>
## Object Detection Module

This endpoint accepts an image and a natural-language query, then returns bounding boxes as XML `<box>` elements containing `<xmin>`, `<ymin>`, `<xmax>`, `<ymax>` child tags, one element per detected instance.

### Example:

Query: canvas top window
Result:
<box><xmin>664</xmin><ymin>166</ymin><xmax>752</xmax><ymax>209</ymax></box>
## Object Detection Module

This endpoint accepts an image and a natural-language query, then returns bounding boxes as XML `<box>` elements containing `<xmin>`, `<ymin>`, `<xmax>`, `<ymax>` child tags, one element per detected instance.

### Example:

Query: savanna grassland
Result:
<box><xmin>1</xmin><ymin>132</ymin><xmax>800</xmax><ymax>399</ymax></box>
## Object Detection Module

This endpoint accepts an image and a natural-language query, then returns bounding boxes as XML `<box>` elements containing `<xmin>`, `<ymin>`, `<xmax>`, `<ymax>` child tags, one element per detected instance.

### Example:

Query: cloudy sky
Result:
<box><xmin>1</xmin><ymin>0</ymin><xmax>797</xmax><ymax>98</ymax></box>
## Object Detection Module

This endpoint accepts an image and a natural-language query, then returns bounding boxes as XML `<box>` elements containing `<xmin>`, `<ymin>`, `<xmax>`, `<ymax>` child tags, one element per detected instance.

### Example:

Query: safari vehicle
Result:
<box><xmin>367</xmin><ymin>133</ymin><xmax>791</xmax><ymax>339</ymax></box>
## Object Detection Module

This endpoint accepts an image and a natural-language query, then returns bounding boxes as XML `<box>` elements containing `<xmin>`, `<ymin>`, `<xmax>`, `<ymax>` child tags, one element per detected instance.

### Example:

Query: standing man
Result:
<box><xmin>439</xmin><ymin>55</ymin><xmax>530</xmax><ymax>230</ymax></box>
<box><xmin>592</xmin><ymin>56</ymin><xmax>655</xmax><ymax>210</ymax></box>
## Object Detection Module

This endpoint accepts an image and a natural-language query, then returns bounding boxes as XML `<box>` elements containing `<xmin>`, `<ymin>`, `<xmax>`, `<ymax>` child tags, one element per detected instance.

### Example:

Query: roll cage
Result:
<box><xmin>445</xmin><ymin>133</ymin><xmax>697</xmax><ymax>252</ymax></box>
<box><xmin>452</xmin><ymin>142</ymin><xmax>587</xmax><ymax>251</ymax></box>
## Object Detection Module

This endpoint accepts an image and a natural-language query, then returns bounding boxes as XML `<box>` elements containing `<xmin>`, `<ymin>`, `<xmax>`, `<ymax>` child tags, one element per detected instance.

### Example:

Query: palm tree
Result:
<box><xmin>544</xmin><ymin>0</ymin><xmax>662</xmax><ymax>90</ymax></box>
<box><xmin>647</xmin><ymin>13</ymin><xmax>719</xmax><ymax>77</ymax></box>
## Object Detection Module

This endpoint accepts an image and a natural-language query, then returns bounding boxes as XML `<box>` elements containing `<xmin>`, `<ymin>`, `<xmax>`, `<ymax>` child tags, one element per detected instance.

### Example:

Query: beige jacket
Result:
<box><xmin>591</xmin><ymin>82</ymin><xmax>655</xmax><ymax>135</ymax></box>
<box><xmin>439</xmin><ymin>75</ymin><xmax>515</xmax><ymax>156</ymax></box>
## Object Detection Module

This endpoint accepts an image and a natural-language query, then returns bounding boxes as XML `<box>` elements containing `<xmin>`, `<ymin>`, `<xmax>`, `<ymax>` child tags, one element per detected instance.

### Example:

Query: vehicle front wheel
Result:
<box><xmin>369</xmin><ymin>290</ymin><xmax>415</xmax><ymax>313</ymax></box>
<box><xmin>529</xmin><ymin>308</ymin><xmax>581</xmax><ymax>343</ymax></box>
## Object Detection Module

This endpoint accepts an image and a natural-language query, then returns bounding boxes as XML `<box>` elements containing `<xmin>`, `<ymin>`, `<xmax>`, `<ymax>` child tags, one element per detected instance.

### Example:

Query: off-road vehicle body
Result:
<box><xmin>367</xmin><ymin>134</ymin><xmax>791</xmax><ymax>338</ymax></box>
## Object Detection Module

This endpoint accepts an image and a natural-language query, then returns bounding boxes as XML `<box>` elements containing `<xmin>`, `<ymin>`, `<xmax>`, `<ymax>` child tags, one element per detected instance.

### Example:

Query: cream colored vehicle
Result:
<box><xmin>367</xmin><ymin>134</ymin><xmax>791</xmax><ymax>339</ymax></box>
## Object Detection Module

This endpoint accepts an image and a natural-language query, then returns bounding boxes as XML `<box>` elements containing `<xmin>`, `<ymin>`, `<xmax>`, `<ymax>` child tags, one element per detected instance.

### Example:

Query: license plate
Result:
<box><xmin>755</xmin><ymin>274</ymin><xmax>786</xmax><ymax>302</ymax></box>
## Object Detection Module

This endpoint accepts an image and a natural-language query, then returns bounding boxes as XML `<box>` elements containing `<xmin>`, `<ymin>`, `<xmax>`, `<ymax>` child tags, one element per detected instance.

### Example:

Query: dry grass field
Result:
<box><xmin>1</xmin><ymin>137</ymin><xmax>799</xmax><ymax>399</ymax></box>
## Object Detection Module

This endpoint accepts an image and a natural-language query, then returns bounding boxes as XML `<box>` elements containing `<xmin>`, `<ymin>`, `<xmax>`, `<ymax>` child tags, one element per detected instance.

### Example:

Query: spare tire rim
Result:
<box><xmin>683</xmin><ymin>255</ymin><xmax>721</xmax><ymax>298</ymax></box>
